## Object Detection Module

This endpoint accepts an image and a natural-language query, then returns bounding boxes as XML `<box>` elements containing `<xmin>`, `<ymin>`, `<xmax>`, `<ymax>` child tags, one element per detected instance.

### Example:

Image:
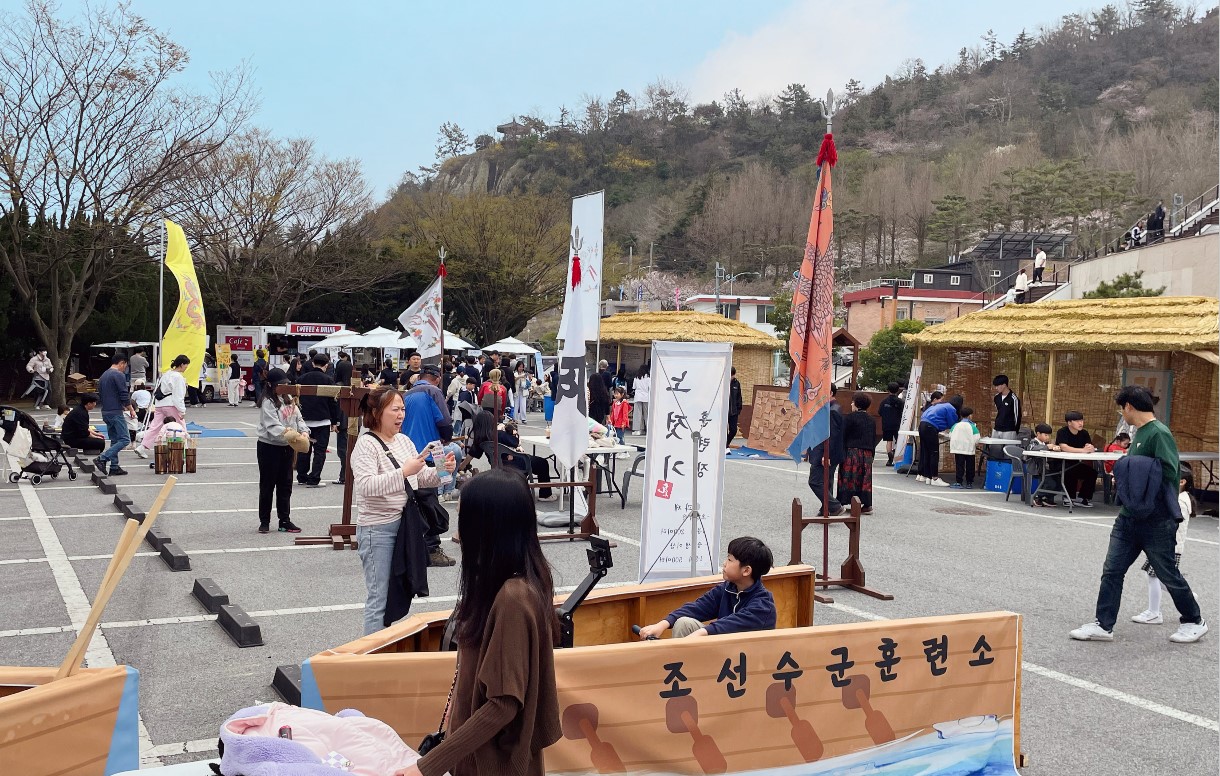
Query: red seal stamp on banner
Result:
<box><xmin>654</xmin><ymin>480</ymin><xmax>673</xmax><ymax>499</ymax></box>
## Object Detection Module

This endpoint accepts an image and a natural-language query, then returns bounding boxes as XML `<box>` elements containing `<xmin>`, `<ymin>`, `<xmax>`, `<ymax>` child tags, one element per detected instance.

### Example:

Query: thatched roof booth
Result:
<box><xmin>903</xmin><ymin>296</ymin><xmax>1219</xmax><ymax>452</ymax></box>
<box><xmin>596</xmin><ymin>311</ymin><xmax>783</xmax><ymax>404</ymax></box>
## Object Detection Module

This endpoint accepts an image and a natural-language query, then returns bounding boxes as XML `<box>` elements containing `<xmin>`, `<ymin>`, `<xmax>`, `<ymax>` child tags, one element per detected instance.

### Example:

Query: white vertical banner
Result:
<box><xmin>558</xmin><ymin>191</ymin><xmax>604</xmax><ymax>343</ymax></box>
<box><xmin>899</xmin><ymin>358</ymin><xmax>923</xmax><ymax>435</ymax></box>
<box><xmin>638</xmin><ymin>341</ymin><xmax>732</xmax><ymax>583</ymax></box>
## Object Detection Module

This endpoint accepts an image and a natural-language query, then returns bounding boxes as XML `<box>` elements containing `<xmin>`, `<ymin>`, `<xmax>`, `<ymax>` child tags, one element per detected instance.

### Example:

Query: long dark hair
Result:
<box><xmin>452</xmin><ymin>469</ymin><xmax>556</xmax><ymax>647</ymax></box>
<box><xmin>471</xmin><ymin>410</ymin><xmax>497</xmax><ymax>458</ymax></box>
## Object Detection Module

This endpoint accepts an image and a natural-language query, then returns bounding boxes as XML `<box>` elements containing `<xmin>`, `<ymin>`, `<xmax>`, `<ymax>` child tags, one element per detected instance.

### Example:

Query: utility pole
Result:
<box><xmin>648</xmin><ymin>242</ymin><xmax>654</xmax><ymax>271</ymax></box>
<box><xmin>714</xmin><ymin>261</ymin><xmax>723</xmax><ymax>317</ymax></box>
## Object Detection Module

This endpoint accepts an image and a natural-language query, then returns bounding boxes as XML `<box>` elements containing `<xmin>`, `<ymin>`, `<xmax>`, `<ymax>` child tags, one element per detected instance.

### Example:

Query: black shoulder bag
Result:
<box><xmin>418</xmin><ymin>658</ymin><xmax>459</xmax><ymax>756</ymax></box>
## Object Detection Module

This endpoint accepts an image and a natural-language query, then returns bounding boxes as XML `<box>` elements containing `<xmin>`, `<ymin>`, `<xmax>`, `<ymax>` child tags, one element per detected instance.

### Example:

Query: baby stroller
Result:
<box><xmin>0</xmin><ymin>405</ymin><xmax>77</xmax><ymax>485</ymax></box>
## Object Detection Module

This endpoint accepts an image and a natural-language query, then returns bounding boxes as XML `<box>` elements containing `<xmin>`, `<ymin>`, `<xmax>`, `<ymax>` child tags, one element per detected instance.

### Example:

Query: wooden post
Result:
<box><xmin>278</xmin><ymin>383</ymin><xmax>369</xmax><ymax>549</ymax></box>
<box><xmin>1044</xmin><ymin>350</ymin><xmax>1056</xmax><ymax>425</ymax></box>
<box><xmin>1017</xmin><ymin>350</ymin><xmax>1027</xmax><ymax>427</ymax></box>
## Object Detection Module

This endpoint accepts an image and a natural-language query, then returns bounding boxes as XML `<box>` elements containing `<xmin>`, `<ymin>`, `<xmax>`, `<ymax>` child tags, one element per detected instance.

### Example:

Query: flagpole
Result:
<box><xmin>819</xmin><ymin>90</ymin><xmax>837</xmax><ymax>520</ymax></box>
<box><xmin>157</xmin><ymin>217</ymin><xmax>166</xmax><ymax>383</ymax></box>
<box><xmin>438</xmin><ymin>245</ymin><xmax>447</xmax><ymax>360</ymax></box>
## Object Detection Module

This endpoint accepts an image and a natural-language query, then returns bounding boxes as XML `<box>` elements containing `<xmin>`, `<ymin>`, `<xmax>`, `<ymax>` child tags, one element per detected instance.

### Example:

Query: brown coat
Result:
<box><xmin>418</xmin><ymin>578</ymin><xmax>560</xmax><ymax>776</ymax></box>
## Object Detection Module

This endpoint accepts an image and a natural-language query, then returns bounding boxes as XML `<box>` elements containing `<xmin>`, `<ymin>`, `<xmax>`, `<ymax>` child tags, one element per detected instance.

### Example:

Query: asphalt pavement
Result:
<box><xmin>0</xmin><ymin>402</ymin><xmax>1215</xmax><ymax>773</ymax></box>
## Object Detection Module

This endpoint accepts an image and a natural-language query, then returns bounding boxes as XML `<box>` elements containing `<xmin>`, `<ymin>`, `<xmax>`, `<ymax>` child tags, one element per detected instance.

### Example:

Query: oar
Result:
<box><xmin>55</xmin><ymin>476</ymin><xmax>178</xmax><ymax>679</ymax></box>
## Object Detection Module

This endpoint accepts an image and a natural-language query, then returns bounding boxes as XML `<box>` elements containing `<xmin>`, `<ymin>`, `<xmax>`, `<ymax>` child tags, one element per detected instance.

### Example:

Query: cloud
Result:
<box><xmin>688</xmin><ymin>0</ymin><xmax>910</xmax><ymax>105</ymax></box>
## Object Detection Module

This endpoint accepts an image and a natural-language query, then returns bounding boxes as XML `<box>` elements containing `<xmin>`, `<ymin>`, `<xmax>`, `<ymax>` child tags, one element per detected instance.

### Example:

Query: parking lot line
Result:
<box><xmin>18</xmin><ymin>481</ymin><xmax>161</xmax><ymax>765</ymax></box>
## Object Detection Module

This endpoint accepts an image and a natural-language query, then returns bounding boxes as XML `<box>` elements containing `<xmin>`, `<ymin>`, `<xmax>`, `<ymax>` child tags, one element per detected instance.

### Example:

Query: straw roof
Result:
<box><xmin>904</xmin><ymin>296</ymin><xmax>1219</xmax><ymax>352</ymax></box>
<box><xmin>598</xmin><ymin>311</ymin><xmax>783</xmax><ymax>349</ymax></box>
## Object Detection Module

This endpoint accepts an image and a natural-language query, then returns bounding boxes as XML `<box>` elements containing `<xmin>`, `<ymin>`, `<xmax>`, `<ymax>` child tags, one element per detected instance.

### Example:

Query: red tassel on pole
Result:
<box><xmin>815</xmin><ymin>133</ymin><xmax>837</xmax><ymax>168</ymax></box>
<box><xmin>571</xmin><ymin>253</ymin><xmax>581</xmax><ymax>289</ymax></box>
<box><xmin>438</xmin><ymin>259</ymin><xmax>446</xmax><ymax>278</ymax></box>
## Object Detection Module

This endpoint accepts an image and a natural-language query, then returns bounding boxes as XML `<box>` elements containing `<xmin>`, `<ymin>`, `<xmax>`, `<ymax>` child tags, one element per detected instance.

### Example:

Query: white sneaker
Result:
<box><xmin>1131</xmin><ymin>610</ymin><xmax>1163</xmax><ymax>624</ymax></box>
<box><xmin>133</xmin><ymin>446</ymin><xmax>149</xmax><ymax>460</ymax></box>
<box><xmin>1069</xmin><ymin>622</ymin><xmax>1114</xmax><ymax>641</ymax></box>
<box><xmin>1169</xmin><ymin>620</ymin><xmax>1209</xmax><ymax>643</ymax></box>
<box><xmin>927</xmin><ymin>477</ymin><xmax>950</xmax><ymax>487</ymax></box>
<box><xmin>915</xmin><ymin>475</ymin><xmax>927</xmax><ymax>483</ymax></box>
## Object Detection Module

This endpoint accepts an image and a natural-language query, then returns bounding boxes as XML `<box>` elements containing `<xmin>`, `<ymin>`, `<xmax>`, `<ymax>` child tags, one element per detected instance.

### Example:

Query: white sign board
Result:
<box><xmin>637</xmin><ymin>341</ymin><xmax>732</xmax><ymax>583</ymax></box>
<box><xmin>557</xmin><ymin>191</ymin><xmax>604</xmax><ymax>343</ymax></box>
<box><xmin>899</xmin><ymin>358</ymin><xmax>923</xmax><ymax>441</ymax></box>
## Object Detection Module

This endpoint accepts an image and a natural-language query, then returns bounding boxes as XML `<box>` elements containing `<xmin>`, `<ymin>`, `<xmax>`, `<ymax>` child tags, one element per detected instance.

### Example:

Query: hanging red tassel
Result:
<box><xmin>571</xmin><ymin>253</ymin><xmax>581</xmax><ymax>289</ymax></box>
<box><xmin>815</xmin><ymin>133</ymin><xmax>837</xmax><ymax>167</ymax></box>
<box><xmin>438</xmin><ymin>259</ymin><xmax>447</xmax><ymax>278</ymax></box>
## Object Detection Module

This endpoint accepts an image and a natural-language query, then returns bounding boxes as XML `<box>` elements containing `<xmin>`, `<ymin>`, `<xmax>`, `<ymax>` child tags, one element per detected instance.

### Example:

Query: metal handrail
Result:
<box><xmin>842</xmin><ymin>277</ymin><xmax>913</xmax><ymax>294</ymax></box>
<box><xmin>1109</xmin><ymin>185</ymin><xmax>1219</xmax><ymax>253</ymax></box>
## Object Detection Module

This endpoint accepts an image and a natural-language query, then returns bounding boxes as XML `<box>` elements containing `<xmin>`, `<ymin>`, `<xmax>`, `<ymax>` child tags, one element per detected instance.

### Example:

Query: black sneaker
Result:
<box><xmin>1076</xmin><ymin>498</ymin><xmax>1094</xmax><ymax>508</ymax></box>
<box><xmin>258</xmin><ymin>523</ymin><xmax>270</xmax><ymax>534</ymax></box>
<box><xmin>92</xmin><ymin>456</ymin><xmax>108</xmax><ymax>472</ymax></box>
<box><xmin>109</xmin><ymin>467</ymin><xmax>128</xmax><ymax>476</ymax></box>
<box><xmin>278</xmin><ymin>521</ymin><xmax>302</xmax><ymax>533</ymax></box>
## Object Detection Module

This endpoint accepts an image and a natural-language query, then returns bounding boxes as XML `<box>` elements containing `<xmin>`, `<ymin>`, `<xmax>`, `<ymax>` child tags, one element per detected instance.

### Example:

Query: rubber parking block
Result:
<box><xmin>191</xmin><ymin>578</ymin><xmax>229</xmax><ymax>614</ymax></box>
<box><xmin>272</xmin><ymin>665</ymin><xmax>302</xmax><ymax>705</ymax></box>
<box><xmin>159</xmin><ymin>542</ymin><xmax>190</xmax><ymax>571</ymax></box>
<box><xmin>218</xmin><ymin>605</ymin><xmax>264</xmax><ymax>647</ymax></box>
<box><xmin>144</xmin><ymin>528</ymin><xmax>171</xmax><ymax>551</ymax></box>
<box><xmin>121</xmin><ymin>502</ymin><xmax>146</xmax><ymax>523</ymax></box>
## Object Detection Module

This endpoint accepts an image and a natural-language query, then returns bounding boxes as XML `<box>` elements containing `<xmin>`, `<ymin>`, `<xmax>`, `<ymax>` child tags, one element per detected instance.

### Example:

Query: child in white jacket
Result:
<box><xmin>948</xmin><ymin>407</ymin><xmax>980</xmax><ymax>489</ymax></box>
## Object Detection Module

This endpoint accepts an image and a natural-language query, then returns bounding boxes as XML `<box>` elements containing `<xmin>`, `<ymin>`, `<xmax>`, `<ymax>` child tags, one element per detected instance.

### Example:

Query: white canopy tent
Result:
<box><xmin>444</xmin><ymin>330</ymin><xmax>476</xmax><ymax>351</ymax></box>
<box><xmin>482</xmin><ymin>336</ymin><xmax>538</xmax><ymax>355</ymax></box>
<box><xmin>358</xmin><ymin>326</ymin><xmax>411</xmax><ymax>349</ymax></box>
<box><xmin>312</xmin><ymin>328</ymin><xmax>362</xmax><ymax>349</ymax></box>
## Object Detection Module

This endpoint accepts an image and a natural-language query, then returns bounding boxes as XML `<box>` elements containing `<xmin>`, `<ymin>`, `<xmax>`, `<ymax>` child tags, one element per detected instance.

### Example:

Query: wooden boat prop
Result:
<box><xmin>0</xmin><ymin>479</ymin><xmax>176</xmax><ymax>776</ymax></box>
<box><xmin>0</xmin><ymin>665</ymin><xmax>141</xmax><ymax>776</ymax></box>
<box><xmin>302</xmin><ymin>566</ymin><xmax>1022</xmax><ymax>775</ymax></box>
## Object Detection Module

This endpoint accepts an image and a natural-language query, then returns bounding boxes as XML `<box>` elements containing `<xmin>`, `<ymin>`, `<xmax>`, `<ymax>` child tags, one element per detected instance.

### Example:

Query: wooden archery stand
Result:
<box><xmin>276</xmin><ymin>383</ymin><xmax>371</xmax><ymax>550</ymax></box>
<box><xmin>488</xmin><ymin>442</ymin><xmax>609</xmax><ymax>546</ymax></box>
<box><xmin>788</xmin><ymin>496</ymin><xmax>893</xmax><ymax>605</ymax></box>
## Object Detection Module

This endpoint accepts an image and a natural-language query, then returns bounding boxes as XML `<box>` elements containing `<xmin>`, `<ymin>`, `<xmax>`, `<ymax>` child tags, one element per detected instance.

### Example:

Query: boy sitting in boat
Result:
<box><xmin>637</xmin><ymin>536</ymin><xmax>777</xmax><ymax>639</ymax></box>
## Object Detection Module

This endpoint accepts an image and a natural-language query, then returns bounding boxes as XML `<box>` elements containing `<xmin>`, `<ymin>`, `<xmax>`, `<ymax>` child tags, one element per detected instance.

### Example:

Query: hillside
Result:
<box><xmin>399</xmin><ymin>2</ymin><xmax>1217</xmax><ymax>298</ymax></box>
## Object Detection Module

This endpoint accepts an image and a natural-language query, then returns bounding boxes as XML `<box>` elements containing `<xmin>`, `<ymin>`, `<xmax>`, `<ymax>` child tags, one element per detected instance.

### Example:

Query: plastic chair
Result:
<box><xmin>619</xmin><ymin>451</ymin><xmax>646</xmax><ymax>508</ymax></box>
<box><xmin>1003</xmin><ymin>445</ymin><xmax>1030</xmax><ymax>503</ymax></box>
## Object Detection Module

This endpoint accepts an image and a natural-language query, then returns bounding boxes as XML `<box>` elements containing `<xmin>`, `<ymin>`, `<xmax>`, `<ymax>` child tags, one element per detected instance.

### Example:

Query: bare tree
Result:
<box><xmin>164</xmin><ymin>129</ymin><xmax>388</xmax><ymax>324</ymax></box>
<box><xmin>0</xmin><ymin>1</ymin><xmax>251</xmax><ymax>403</ymax></box>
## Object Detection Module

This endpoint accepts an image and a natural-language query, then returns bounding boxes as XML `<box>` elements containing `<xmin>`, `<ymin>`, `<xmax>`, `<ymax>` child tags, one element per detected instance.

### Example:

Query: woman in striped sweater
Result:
<box><xmin>351</xmin><ymin>387</ymin><xmax>454</xmax><ymax>635</ymax></box>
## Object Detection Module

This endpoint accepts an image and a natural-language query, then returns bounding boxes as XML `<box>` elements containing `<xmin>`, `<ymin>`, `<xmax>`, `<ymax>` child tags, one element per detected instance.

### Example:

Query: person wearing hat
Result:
<box><xmin>256</xmin><ymin>367</ymin><xmax>310</xmax><ymax>533</ymax></box>
<box><xmin>296</xmin><ymin>352</ymin><xmax>341</xmax><ymax>487</ymax></box>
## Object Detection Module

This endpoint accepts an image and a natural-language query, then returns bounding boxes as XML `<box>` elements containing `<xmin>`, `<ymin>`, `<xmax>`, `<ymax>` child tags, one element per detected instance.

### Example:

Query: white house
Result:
<box><xmin>682</xmin><ymin>294</ymin><xmax>777</xmax><ymax>337</ymax></box>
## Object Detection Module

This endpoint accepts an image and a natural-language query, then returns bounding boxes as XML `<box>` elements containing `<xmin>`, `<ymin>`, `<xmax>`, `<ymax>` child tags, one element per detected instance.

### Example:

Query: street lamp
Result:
<box><xmin>714</xmin><ymin>262</ymin><xmax>761</xmax><ymax>317</ymax></box>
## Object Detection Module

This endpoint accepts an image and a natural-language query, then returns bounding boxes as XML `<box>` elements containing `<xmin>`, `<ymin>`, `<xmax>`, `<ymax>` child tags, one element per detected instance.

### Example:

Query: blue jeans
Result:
<box><xmin>357</xmin><ymin>520</ymin><xmax>400</xmax><ymax>636</ymax></box>
<box><xmin>99</xmin><ymin>411</ymin><xmax>130</xmax><ymax>469</ymax></box>
<box><xmin>1095</xmin><ymin>514</ymin><xmax>1201</xmax><ymax>631</ymax></box>
<box><xmin>615</xmin><ymin>427</ymin><xmax>626</xmax><ymax>445</ymax></box>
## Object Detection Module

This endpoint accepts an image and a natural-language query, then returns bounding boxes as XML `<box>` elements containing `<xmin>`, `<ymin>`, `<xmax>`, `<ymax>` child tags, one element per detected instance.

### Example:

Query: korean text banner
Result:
<box><xmin>160</xmin><ymin>220</ymin><xmax>206</xmax><ymax>375</ymax></box>
<box><xmin>899</xmin><ymin>358</ymin><xmax>924</xmax><ymax>435</ymax></box>
<box><xmin>552</xmin><ymin>246</ymin><xmax>590</xmax><ymax>475</ymax></box>
<box><xmin>558</xmin><ymin>191</ymin><xmax>604</xmax><ymax>343</ymax></box>
<box><xmin>638</xmin><ymin>342</ymin><xmax>731</xmax><ymax>583</ymax></box>
<box><xmin>304</xmin><ymin>611</ymin><xmax>1022</xmax><ymax>776</ymax></box>
<box><xmin>397</xmin><ymin>276</ymin><xmax>444</xmax><ymax>358</ymax></box>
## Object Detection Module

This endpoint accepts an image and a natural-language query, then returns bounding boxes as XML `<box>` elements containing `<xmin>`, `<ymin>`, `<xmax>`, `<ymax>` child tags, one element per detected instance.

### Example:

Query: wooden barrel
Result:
<box><xmin>184</xmin><ymin>448</ymin><xmax>197</xmax><ymax>474</ymax></box>
<box><xmin>154</xmin><ymin>445</ymin><xmax>169</xmax><ymax>475</ymax></box>
<box><xmin>168</xmin><ymin>441</ymin><xmax>185</xmax><ymax>474</ymax></box>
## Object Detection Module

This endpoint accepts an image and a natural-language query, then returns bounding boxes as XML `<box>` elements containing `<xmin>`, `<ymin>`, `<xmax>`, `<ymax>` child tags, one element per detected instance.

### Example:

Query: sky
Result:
<box><xmin>14</xmin><ymin>0</ymin><xmax>1084</xmax><ymax>199</ymax></box>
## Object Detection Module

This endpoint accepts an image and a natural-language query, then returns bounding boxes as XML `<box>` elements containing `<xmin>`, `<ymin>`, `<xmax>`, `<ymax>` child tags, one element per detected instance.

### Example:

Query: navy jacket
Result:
<box><xmin>666</xmin><ymin>578</ymin><xmax>776</xmax><ymax>636</ymax></box>
<box><xmin>1114</xmin><ymin>455</ymin><xmax>1183</xmax><ymax>523</ymax></box>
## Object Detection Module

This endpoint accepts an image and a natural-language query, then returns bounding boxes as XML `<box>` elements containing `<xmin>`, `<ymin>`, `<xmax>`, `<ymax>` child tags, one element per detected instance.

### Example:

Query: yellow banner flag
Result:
<box><xmin>160</xmin><ymin>220</ymin><xmax>206</xmax><ymax>375</ymax></box>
